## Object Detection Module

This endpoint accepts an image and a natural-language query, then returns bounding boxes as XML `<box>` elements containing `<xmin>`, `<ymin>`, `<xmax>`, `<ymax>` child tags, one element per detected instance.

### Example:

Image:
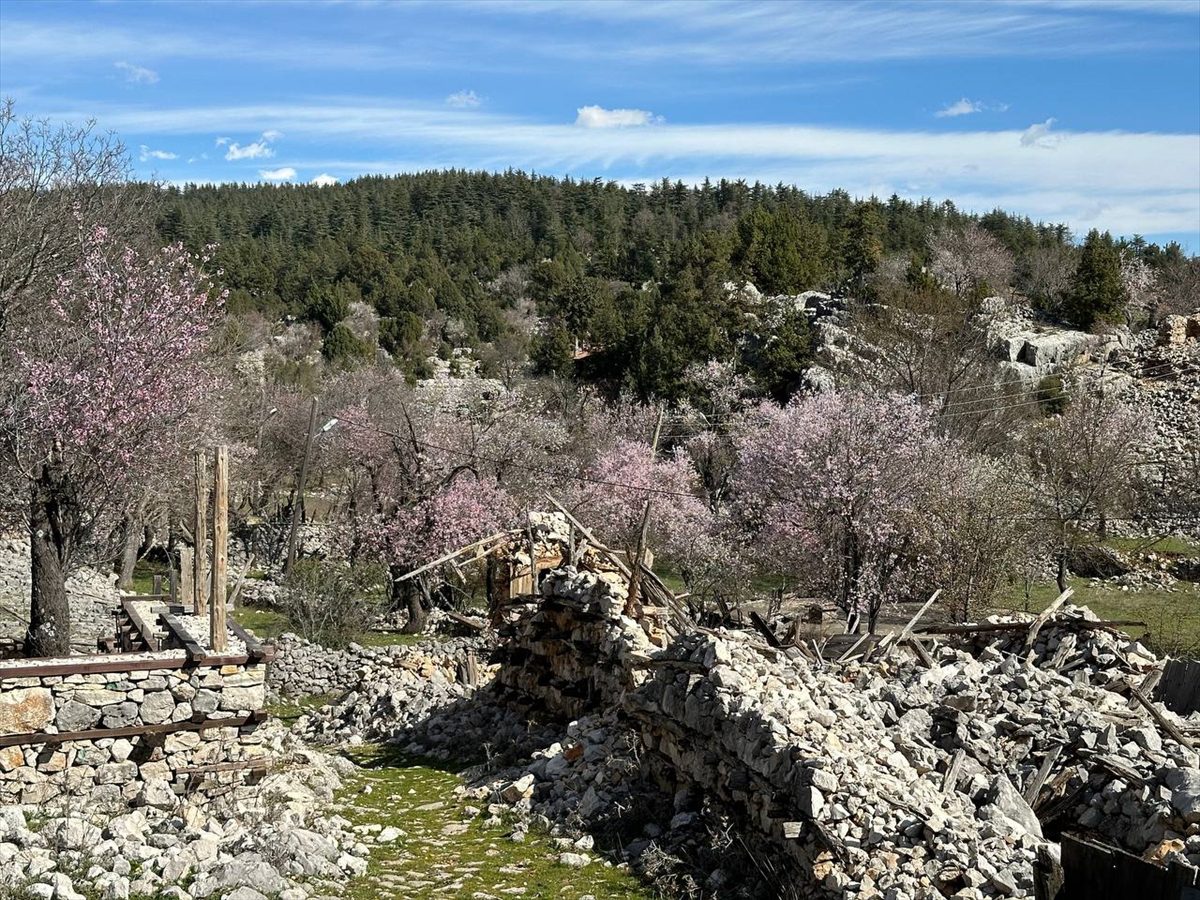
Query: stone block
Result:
<box><xmin>0</xmin><ymin>686</ymin><xmax>54</xmax><ymax>734</ymax></box>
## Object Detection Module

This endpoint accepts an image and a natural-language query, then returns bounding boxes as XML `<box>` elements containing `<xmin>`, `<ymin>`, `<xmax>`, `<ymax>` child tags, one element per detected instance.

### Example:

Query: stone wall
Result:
<box><xmin>267</xmin><ymin>632</ymin><xmax>491</xmax><ymax>699</ymax></box>
<box><xmin>0</xmin><ymin>651</ymin><xmax>268</xmax><ymax>808</ymax></box>
<box><xmin>493</xmin><ymin>567</ymin><xmax>655</xmax><ymax>718</ymax></box>
<box><xmin>0</xmin><ymin>536</ymin><xmax>121</xmax><ymax>653</ymax></box>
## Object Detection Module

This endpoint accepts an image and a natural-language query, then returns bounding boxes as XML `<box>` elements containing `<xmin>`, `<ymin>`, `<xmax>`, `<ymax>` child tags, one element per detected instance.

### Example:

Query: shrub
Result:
<box><xmin>280</xmin><ymin>559</ymin><xmax>384</xmax><ymax>647</ymax></box>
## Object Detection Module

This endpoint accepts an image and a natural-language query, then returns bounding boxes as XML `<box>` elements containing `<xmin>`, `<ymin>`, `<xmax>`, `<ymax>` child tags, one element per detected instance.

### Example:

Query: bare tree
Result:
<box><xmin>1016</xmin><ymin>242</ymin><xmax>1076</xmax><ymax>313</ymax></box>
<box><xmin>929</xmin><ymin>222</ymin><xmax>1014</xmax><ymax>300</ymax></box>
<box><xmin>0</xmin><ymin>99</ymin><xmax>155</xmax><ymax>336</ymax></box>
<box><xmin>1024</xmin><ymin>388</ymin><xmax>1148</xmax><ymax>592</ymax></box>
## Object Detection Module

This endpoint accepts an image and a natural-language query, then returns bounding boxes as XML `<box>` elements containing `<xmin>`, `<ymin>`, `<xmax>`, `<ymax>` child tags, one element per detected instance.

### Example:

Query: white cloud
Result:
<box><xmin>935</xmin><ymin>98</ymin><xmax>983</xmax><ymax>118</ymax></box>
<box><xmin>214</xmin><ymin>136</ymin><xmax>229</xmax><ymax>146</ymax></box>
<box><xmin>225</xmin><ymin>130</ymin><xmax>280</xmax><ymax>160</ymax></box>
<box><xmin>138</xmin><ymin>145</ymin><xmax>177</xmax><ymax>161</ymax></box>
<box><xmin>114</xmin><ymin>61</ymin><xmax>158</xmax><ymax>84</ymax></box>
<box><xmin>259</xmin><ymin>166</ymin><xmax>296</xmax><ymax>181</ymax></box>
<box><xmin>446</xmin><ymin>90</ymin><xmax>481</xmax><ymax>108</ymax></box>
<box><xmin>575</xmin><ymin>105</ymin><xmax>663</xmax><ymax>128</ymax></box>
<box><xmin>1021</xmin><ymin>117</ymin><xmax>1060</xmax><ymax>148</ymax></box>
<box><xmin>66</xmin><ymin>101</ymin><xmax>1200</xmax><ymax>236</ymax></box>
<box><xmin>310</xmin><ymin>173</ymin><xmax>338</xmax><ymax>187</ymax></box>
<box><xmin>261</xmin><ymin>129</ymin><xmax>284</xmax><ymax>141</ymax></box>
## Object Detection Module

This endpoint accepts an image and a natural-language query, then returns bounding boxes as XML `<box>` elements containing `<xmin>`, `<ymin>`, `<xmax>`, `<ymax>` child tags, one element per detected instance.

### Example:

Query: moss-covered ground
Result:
<box><xmin>336</xmin><ymin>745</ymin><xmax>652</xmax><ymax>900</ymax></box>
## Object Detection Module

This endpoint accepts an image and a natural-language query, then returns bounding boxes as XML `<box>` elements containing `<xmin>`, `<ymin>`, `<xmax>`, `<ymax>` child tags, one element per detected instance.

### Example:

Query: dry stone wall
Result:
<box><xmin>0</xmin><ymin>652</ymin><xmax>268</xmax><ymax>808</ymax></box>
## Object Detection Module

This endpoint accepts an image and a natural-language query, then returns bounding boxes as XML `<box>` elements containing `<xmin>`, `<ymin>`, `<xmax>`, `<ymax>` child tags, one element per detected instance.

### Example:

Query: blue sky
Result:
<box><xmin>2</xmin><ymin>0</ymin><xmax>1198</xmax><ymax>249</ymax></box>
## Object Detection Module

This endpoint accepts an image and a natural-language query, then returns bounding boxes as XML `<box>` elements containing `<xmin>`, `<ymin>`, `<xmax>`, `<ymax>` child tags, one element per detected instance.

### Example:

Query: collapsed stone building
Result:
<box><xmin>294</xmin><ymin>511</ymin><xmax>1200</xmax><ymax>900</ymax></box>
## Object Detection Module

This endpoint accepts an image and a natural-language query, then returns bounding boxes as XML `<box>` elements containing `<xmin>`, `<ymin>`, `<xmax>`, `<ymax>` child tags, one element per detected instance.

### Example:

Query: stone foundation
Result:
<box><xmin>0</xmin><ymin>650</ymin><xmax>268</xmax><ymax>809</ymax></box>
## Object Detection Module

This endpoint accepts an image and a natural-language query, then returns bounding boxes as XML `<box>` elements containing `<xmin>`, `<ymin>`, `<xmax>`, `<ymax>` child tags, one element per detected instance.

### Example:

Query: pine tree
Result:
<box><xmin>1065</xmin><ymin>230</ymin><xmax>1126</xmax><ymax>330</ymax></box>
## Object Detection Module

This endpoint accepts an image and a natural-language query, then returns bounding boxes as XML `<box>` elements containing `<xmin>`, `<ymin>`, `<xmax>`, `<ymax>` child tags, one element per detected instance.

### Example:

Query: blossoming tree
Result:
<box><xmin>731</xmin><ymin>391</ymin><xmax>952</xmax><ymax>632</ymax></box>
<box><xmin>0</xmin><ymin>223</ymin><xmax>224</xmax><ymax>656</ymax></box>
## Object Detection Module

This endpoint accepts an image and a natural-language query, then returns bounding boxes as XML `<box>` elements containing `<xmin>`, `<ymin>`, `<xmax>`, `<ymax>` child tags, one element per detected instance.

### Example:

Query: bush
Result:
<box><xmin>280</xmin><ymin>559</ymin><xmax>385</xmax><ymax>648</ymax></box>
<box><xmin>1035</xmin><ymin>375</ymin><xmax>1068</xmax><ymax>416</ymax></box>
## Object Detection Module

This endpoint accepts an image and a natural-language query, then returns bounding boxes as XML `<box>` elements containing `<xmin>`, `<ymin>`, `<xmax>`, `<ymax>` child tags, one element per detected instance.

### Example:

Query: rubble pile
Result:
<box><xmin>267</xmin><ymin>632</ymin><xmax>493</xmax><ymax>699</ymax></box>
<box><xmin>624</xmin><ymin>625</ymin><xmax>1198</xmax><ymax>899</ymax></box>
<box><xmin>0</xmin><ymin>723</ymin><xmax>371</xmax><ymax>900</ymax></box>
<box><xmin>291</xmin><ymin>638</ymin><xmax>502</xmax><ymax>753</ymax></box>
<box><xmin>959</xmin><ymin>605</ymin><xmax>1161</xmax><ymax>688</ymax></box>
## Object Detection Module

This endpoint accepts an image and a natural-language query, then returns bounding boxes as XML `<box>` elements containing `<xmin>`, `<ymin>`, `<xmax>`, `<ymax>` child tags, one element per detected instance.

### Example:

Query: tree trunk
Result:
<box><xmin>117</xmin><ymin>513</ymin><xmax>140</xmax><ymax>590</ymax></box>
<box><xmin>1056</xmin><ymin>552</ymin><xmax>1069</xmax><ymax>594</ymax></box>
<box><xmin>26</xmin><ymin>469</ymin><xmax>72</xmax><ymax>658</ymax></box>
<box><xmin>392</xmin><ymin>573</ymin><xmax>429</xmax><ymax>634</ymax></box>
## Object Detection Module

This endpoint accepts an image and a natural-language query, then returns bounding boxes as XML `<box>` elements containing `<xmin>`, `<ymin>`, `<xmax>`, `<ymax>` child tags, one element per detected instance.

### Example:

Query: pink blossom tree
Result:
<box><xmin>731</xmin><ymin>391</ymin><xmax>952</xmax><ymax>632</ymax></box>
<box><xmin>329</xmin><ymin>369</ymin><xmax>548</xmax><ymax>631</ymax></box>
<box><xmin>0</xmin><ymin>223</ymin><xmax>224</xmax><ymax>656</ymax></box>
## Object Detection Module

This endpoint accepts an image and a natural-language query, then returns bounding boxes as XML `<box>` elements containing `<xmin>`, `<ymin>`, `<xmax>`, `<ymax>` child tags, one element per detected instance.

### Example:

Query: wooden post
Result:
<box><xmin>210</xmin><ymin>446</ymin><xmax>229</xmax><ymax>652</ymax></box>
<box><xmin>193</xmin><ymin>451</ymin><xmax>208</xmax><ymax>615</ymax></box>
<box><xmin>626</xmin><ymin>499</ymin><xmax>653</xmax><ymax>614</ymax></box>
<box><xmin>179</xmin><ymin>548</ymin><xmax>194</xmax><ymax>608</ymax></box>
<box><xmin>285</xmin><ymin>397</ymin><xmax>319</xmax><ymax>577</ymax></box>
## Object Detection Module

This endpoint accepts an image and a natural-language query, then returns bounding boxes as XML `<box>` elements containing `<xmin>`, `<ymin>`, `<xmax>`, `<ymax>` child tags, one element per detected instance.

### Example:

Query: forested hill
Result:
<box><xmin>157</xmin><ymin>171</ymin><xmax>1188</xmax><ymax>399</ymax></box>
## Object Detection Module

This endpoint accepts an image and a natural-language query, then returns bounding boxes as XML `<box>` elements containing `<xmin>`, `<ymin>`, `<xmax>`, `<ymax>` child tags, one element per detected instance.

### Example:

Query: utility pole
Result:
<box><xmin>193</xmin><ymin>451</ymin><xmax>208</xmax><ymax>615</ymax></box>
<box><xmin>210</xmin><ymin>445</ymin><xmax>229</xmax><ymax>652</ymax></box>
<box><xmin>284</xmin><ymin>396</ymin><xmax>319</xmax><ymax>577</ymax></box>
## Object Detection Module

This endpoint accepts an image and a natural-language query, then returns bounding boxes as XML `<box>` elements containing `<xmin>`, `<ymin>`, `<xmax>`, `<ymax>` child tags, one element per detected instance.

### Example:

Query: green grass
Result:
<box><xmin>266</xmin><ymin>692</ymin><xmax>343</xmax><ymax>727</ymax></box>
<box><xmin>1101</xmin><ymin>534</ymin><xmax>1200</xmax><ymax>557</ymax></box>
<box><xmin>993</xmin><ymin>580</ymin><xmax>1200</xmax><ymax>657</ymax></box>
<box><xmin>336</xmin><ymin>745</ymin><xmax>651</xmax><ymax>900</ymax></box>
<box><xmin>230</xmin><ymin>603</ymin><xmax>442</xmax><ymax>649</ymax></box>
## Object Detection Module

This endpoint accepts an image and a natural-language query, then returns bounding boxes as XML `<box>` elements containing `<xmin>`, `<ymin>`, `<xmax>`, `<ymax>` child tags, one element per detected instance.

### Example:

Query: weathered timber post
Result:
<box><xmin>284</xmin><ymin>397</ymin><xmax>319</xmax><ymax>577</ymax></box>
<box><xmin>194</xmin><ymin>451</ymin><xmax>208</xmax><ymax>614</ymax></box>
<box><xmin>210</xmin><ymin>446</ymin><xmax>229</xmax><ymax>652</ymax></box>
<box><xmin>179</xmin><ymin>547</ymin><xmax>194</xmax><ymax>608</ymax></box>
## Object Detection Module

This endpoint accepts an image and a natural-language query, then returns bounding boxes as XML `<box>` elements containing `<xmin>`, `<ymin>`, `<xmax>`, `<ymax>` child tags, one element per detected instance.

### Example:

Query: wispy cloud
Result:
<box><xmin>1021</xmin><ymin>117</ymin><xmax>1060</xmax><ymax>148</ymax></box>
<box><xmin>936</xmin><ymin>98</ymin><xmax>984</xmax><ymax>118</ymax></box>
<box><xmin>214</xmin><ymin>136</ymin><xmax>229</xmax><ymax>146</ymax></box>
<box><xmin>80</xmin><ymin>99</ymin><xmax>1196</xmax><ymax>234</ymax></box>
<box><xmin>138</xmin><ymin>145</ymin><xmax>177</xmax><ymax>161</ymax></box>
<box><xmin>259</xmin><ymin>166</ymin><xmax>296</xmax><ymax>181</ymax></box>
<box><xmin>114</xmin><ymin>61</ymin><xmax>158</xmax><ymax>84</ymax></box>
<box><xmin>225</xmin><ymin>131</ymin><xmax>280</xmax><ymax>161</ymax></box>
<box><xmin>310</xmin><ymin>173</ymin><xmax>338</xmax><ymax>186</ymax></box>
<box><xmin>575</xmin><ymin>105</ymin><xmax>662</xmax><ymax>128</ymax></box>
<box><xmin>446</xmin><ymin>89</ymin><xmax>481</xmax><ymax>108</ymax></box>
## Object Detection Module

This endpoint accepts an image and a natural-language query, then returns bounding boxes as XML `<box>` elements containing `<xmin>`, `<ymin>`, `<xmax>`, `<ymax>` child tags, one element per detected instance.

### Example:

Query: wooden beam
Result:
<box><xmin>0</xmin><ymin>652</ymin><xmax>256</xmax><ymax>680</ymax></box>
<box><xmin>0</xmin><ymin>710</ymin><xmax>267</xmax><ymax>748</ymax></box>
<box><xmin>1023</xmin><ymin>743</ymin><xmax>1063</xmax><ymax>805</ymax></box>
<box><xmin>160</xmin><ymin>612</ymin><xmax>207</xmax><ymax>662</ymax></box>
<box><xmin>178</xmin><ymin>547</ymin><xmax>193</xmax><ymax>609</ymax></box>
<box><xmin>210</xmin><ymin>445</ymin><xmax>229</xmax><ymax>653</ymax></box>
<box><xmin>1024</xmin><ymin>587</ymin><xmax>1074</xmax><ymax>650</ymax></box>
<box><xmin>395</xmin><ymin>531</ymin><xmax>511</xmax><ymax>583</ymax></box>
<box><xmin>225</xmin><ymin>617</ymin><xmax>266</xmax><ymax>660</ymax></box>
<box><xmin>1128</xmin><ymin>683</ymin><xmax>1195</xmax><ymax>750</ymax></box>
<box><xmin>918</xmin><ymin>617</ymin><xmax>1145</xmax><ymax>636</ymax></box>
<box><xmin>194</xmin><ymin>451</ymin><xmax>208</xmax><ymax>615</ymax></box>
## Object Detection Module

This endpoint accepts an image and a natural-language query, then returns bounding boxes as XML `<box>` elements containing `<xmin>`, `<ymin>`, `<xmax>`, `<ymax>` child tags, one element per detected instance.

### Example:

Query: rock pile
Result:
<box><xmin>0</xmin><ymin>722</ymin><xmax>371</xmax><ymax>900</ymax></box>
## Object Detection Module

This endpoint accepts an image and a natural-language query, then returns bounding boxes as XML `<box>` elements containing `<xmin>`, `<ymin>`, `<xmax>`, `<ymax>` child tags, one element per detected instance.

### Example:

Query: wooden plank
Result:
<box><xmin>121</xmin><ymin>598</ymin><xmax>165</xmax><ymax>651</ymax></box>
<box><xmin>1023</xmin><ymin>743</ymin><xmax>1063</xmax><ymax>805</ymax></box>
<box><xmin>1128</xmin><ymin>683</ymin><xmax>1195</xmax><ymax>750</ymax></box>
<box><xmin>942</xmin><ymin>749</ymin><xmax>965</xmax><ymax>792</ymax></box>
<box><xmin>905</xmin><ymin>637</ymin><xmax>935</xmax><ymax>668</ymax></box>
<box><xmin>0</xmin><ymin>652</ymin><xmax>255</xmax><ymax>681</ymax></box>
<box><xmin>749</xmin><ymin>611</ymin><xmax>782</xmax><ymax>648</ymax></box>
<box><xmin>836</xmin><ymin>631</ymin><xmax>873</xmax><ymax>663</ymax></box>
<box><xmin>395</xmin><ymin>531</ymin><xmax>511</xmax><ymax>583</ymax></box>
<box><xmin>176</xmin><ymin>757</ymin><xmax>272</xmax><ymax>777</ymax></box>
<box><xmin>0</xmin><ymin>710</ymin><xmax>266</xmax><ymax>748</ymax></box>
<box><xmin>892</xmin><ymin>589</ymin><xmax>942</xmax><ymax>648</ymax></box>
<box><xmin>160</xmin><ymin>612</ymin><xmax>207</xmax><ymax>662</ymax></box>
<box><xmin>1024</xmin><ymin>587</ymin><xmax>1074</xmax><ymax>650</ymax></box>
<box><xmin>194</xmin><ymin>451</ymin><xmax>208</xmax><ymax>615</ymax></box>
<box><xmin>226</xmin><ymin>617</ymin><xmax>266</xmax><ymax>659</ymax></box>
<box><xmin>211</xmin><ymin>445</ymin><xmax>229</xmax><ymax>653</ymax></box>
<box><xmin>179</xmin><ymin>547</ymin><xmax>194</xmax><ymax>612</ymax></box>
